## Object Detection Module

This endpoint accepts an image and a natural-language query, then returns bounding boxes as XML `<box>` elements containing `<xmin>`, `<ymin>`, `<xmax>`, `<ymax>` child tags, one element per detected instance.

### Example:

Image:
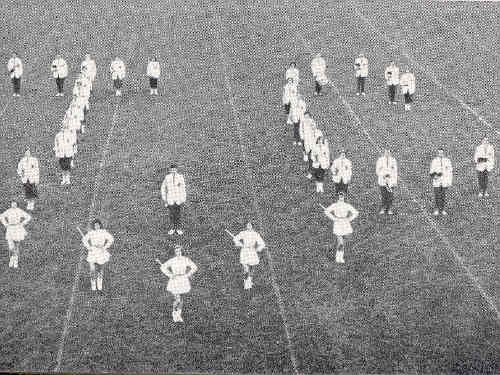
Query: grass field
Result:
<box><xmin>0</xmin><ymin>0</ymin><xmax>499</xmax><ymax>373</ymax></box>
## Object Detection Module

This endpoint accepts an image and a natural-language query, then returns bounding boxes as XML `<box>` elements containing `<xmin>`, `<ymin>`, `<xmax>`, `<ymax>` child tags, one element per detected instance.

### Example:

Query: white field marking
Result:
<box><xmin>54</xmin><ymin>100</ymin><xmax>121</xmax><ymax>372</ymax></box>
<box><xmin>210</xmin><ymin>2</ymin><xmax>300</xmax><ymax>374</ymax></box>
<box><xmin>352</xmin><ymin>6</ymin><xmax>500</xmax><ymax>136</ymax></box>
<box><xmin>290</xmin><ymin>23</ymin><xmax>500</xmax><ymax>323</ymax></box>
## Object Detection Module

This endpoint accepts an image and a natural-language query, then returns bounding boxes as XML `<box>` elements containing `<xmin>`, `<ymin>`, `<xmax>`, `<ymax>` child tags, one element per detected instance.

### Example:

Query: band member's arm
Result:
<box><xmin>349</xmin><ymin>206</ymin><xmax>359</xmax><ymax>222</ymax></box>
<box><xmin>17</xmin><ymin>160</ymin><xmax>24</xmax><ymax>179</ymax></box>
<box><xmin>255</xmin><ymin>234</ymin><xmax>265</xmax><ymax>252</ymax></box>
<box><xmin>160</xmin><ymin>263</ymin><xmax>173</xmax><ymax>278</ymax></box>
<box><xmin>103</xmin><ymin>232</ymin><xmax>115</xmax><ymax>251</ymax></box>
<box><xmin>233</xmin><ymin>232</ymin><xmax>244</xmax><ymax>247</ymax></box>
<box><xmin>160</xmin><ymin>176</ymin><xmax>168</xmax><ymax>202</ymax></box>
<box><xmin>186</xmin><ymin>259</ymin><xmax>198</xmax><ymax>278</ymax></box>
<box><xmin>21</xmin><ymin>211</ymin><xmax>32</xmax><ymax>226</ymax></box>
<box><xmin>0</xmin><ymin>213</ymin><xmax>7</xmax><ymax>227</ymax></box>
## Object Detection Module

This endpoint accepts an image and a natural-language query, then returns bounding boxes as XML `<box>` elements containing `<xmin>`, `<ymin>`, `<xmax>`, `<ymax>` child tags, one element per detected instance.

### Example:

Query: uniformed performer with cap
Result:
<box><xmin>147</xmin><ymin>57</ymin><xmax>161</xmax><ymax>95</ymax></box>
<box><xmin>285</xmin><ymin>62</ymin><xmax>299</xmax><ymax>86</ymax></box>
<box><xmin>81</xmin><ymin>219</ymin><xmax>114</xmax><ymax>292</ymax></box>
<box><xmin>429</xmin><ymin>148</ymin><xmax>453</xmax><ymax>216</ymax></box>
<box><xmin>110</xmin><ymin>57</ymin><xmax>126</xmax><ymax>96</ymax></box>
<box><xmin>17</xmin><ymin>150</ymin><xmax>40</xmax><ymax>211</ymax></box>
<box><xmin>51</xmin><ymin>55</ymin><xmax>69</xmax><ymax>96</ymax></box>
<box><xmin>290</xmin><ymin>94</ymin><xmax>307</xmax><ymax>146</ymax></box>
<box><xmin>311</xmin><ymin>53</ymin><xmax>328</xmax><ymax>96</ymax></box>
<box><xmin>54</xmin><ymin>125</ymin><xmax>77</xmax><ymax>185</ymax></box>
<box><xmin>229</xmin><ymin>222</ymin><xmax>266</xmax><ymax>290</ymax></box>
<box><xmin>161</xmin><ymin>164</ymin><xmax>187</xmax><ymax>235</ymax></box>
<box><xmin>302</xmin><ymin>112</ymin><xmax>323</xmax><ymax>177</ymax></box>
<box><xmin>354</xmin><ymin>53</ymin><xmax>368</xmax><ymax>96</ymax></box>
<box><xmin>7</xmin><ymin>52</ymin><xmax>23</xmax><ymax>97</ymax></box>
<box><xmin>282</xmin><ymin>77</ymin><xmax>297</xmax><ymax>115</ymax></box>
<box><xmin>400</xmin><ymin>67</ymin><xmax>415</xmax><ymax>111</ymax></box>
<box><xmin>157</xmin><ymin>245</ymin><xmax>198</xmax><ymax>322</ymax></box>
<box><xmin>0</xmin><ymin>202</ymin><xmax>31</xmax><ymax>268</ymax></box>
<box><xmin>331</xmin><ymin>150</ymin><xmax>352</xmax><ymax>196</ymax></box>
<box><xmin>311</xmin><ymin>136</ymin><xmax>330</xmax><ymax>193</ymax></box>
<box><xmin>323</xmin><ymin>193</ymin><xmax>359</xmax><ymax>263</ymax></box>
<box><xmin>384</xmin><ymin>61</ymin><xmax>399</xmax><ymax>104</ymax></box>
<box><xmin>376</xmin><ymin>149</ymin><xmax>398</xmax><ymax>214</ymax></box>
<box><xmin>474</xmin><ymin>137</ymin><xmax>495</xmax><ymax>197</ymax></box>
<box><xmin>81</xmin><ymin>54</ymin><xmax>97</xmax><ymax>91</ymax></box>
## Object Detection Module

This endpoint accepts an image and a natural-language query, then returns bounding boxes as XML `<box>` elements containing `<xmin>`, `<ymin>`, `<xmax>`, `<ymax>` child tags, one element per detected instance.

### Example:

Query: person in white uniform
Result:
<box><xmin>282</xmin><ymin>77</ymin><xmax>297</xmax><ymax>115</ymax></box>
<box><xmin>81</xmin><ymin>54</ymin><xmax>97</xmax><ymax>91</ymax></box>
<box><xmin>331</xmin><ymin>150</ymin><xmax>352</xmax><ymax>196</ymax></box>
<box><xmin>51</xmin><ymin>55</ymin><xmax>68</xmax><ymax>96</ymax></box>
<box><xmin>384</xmin><ymin>61</ymin><xmax>399</xmax><ymax>104</ymax></box>
<box><xmin>311</xmin><ymin>136</ymin><xmax>330</xmax><ymax>193</ymax></box>
<box><xmin>375</xmin><ymin>149</ymin><xmax>398</xmax><ymax>214</ymax></box>
<box><xmin>54</xmin><ymin>126</ymin><xmax>77</xmax><ymax>185</ymax></box>
<box><xmin>400</xmin><ymin>67</ymin><xmax>416</xmax><ymax>111</ymax></box>
<box><xmin>110</xmin><ymin>57</ymin><xmax>126</xmax><ymax>96</ymax></box>
<box><xmin>429</xmin><ymin>148</ymin><xmax>453</xmax><ymax>216</ymax></box>
<box><xmin>17</xmin><ymin>150</ymin><xmax>40</xmax><ymax>211</ymax></box>
<box><xmin>231</xmin><ymin>222</ymin><xmax>266</xmax><ymax>290</ymax></box>
<box><xmin>354</xmin><ymin>53</ymin><xmax>368</xmax><ymax>96</ymax></box>
<box><xmin>7</xmin><ymin>52</ymin><xmax>23</xmax><ymax>97</ymax></box>
<box><xmin>81</xmin><ymin>219</ymin><xmax>114</xmax><ymax>292</ymax></box>
<box><xmin>157</xmin><ymin>245</ymin><xmax>198</xmax><ymax>322</ymax></box>
<box><xmin>147</xmin><ymin>57</ymin><xmax>161</xmax><ymax>95</ymax></box>
<box><xmin>323</xmin><ymin>192</ymin><xmax>359</xmax><ymax>263</ymax></box>
<box><xmin>474</xmin><ymin>137</ymin><xmax>495</xmax><ymax>197</ymax></box>
<box><xmin>0</xmin><ymin>202</ymin><xmax>31</xmax><ymax>268</ymax></box>
<box><xmin>311</xmin><ymin>53</ymin><xmax>328</xmax><ymax>96</ymax></box>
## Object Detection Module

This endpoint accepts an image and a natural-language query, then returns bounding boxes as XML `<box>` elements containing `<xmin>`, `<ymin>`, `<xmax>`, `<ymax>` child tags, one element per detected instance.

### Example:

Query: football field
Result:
<box><xmin>0</xmin><ymin>0</ymin><xmax>499</xmax><ymax>373</ymax></box>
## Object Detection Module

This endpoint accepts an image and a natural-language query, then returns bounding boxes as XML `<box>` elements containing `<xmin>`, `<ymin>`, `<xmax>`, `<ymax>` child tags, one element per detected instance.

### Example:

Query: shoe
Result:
<box><xmin>484</xmin><ymin>191</ymin><xmax>489</xmax><ymax>197</ymax></box>
<box><xmin>361</xmin><ymin>92</ymin><xmax>366</xmax><ymax>96</ymax></box>
<box><xmin>176</xmin><ymin>229</ymin><xmax>183</xmax><ymax>235</ymax></box>
<box><xmin>293</xmin><ymin>141</ymin><xmax>297</xmax><ymax>146</ymax></box>
<box><xmin>392</xmin><ymin>101</ymin><xmax>397</xmax><ymax>105</ymax></box>
<box><xmin>244</xmin><ymin>277</ymin><xmax>253</xmax><ymax>290</ymax></box>
<box><xmin>314</xmin><ymin>92</ymin><xmax>318</xmax><ymax>96</ymax></box>
<box><xmin>168</xmin><ymin>229</ymin><xmax>175</xmax><ymax>235</ymax></box>
<box><xmin>478</xmin><ymin>192</ymin><xmax>483</xmax><ymax>198</ymax></box>
<box><xmin>356</xmin><ymin>92</ymin><xmax>360</xmax><ymax>96</ymax></box>
<box><xmin>298</xmin><ymin>141</ymin><xmax>302</xmax><ymax>146</ymax></box>
<box><xmin>379</xmin><ymin>209</ymin><xmax>385</xmax><ymax>215</ymax></box>
<box><xmin>433</xmin><ymin>209</ymin><xmax>439</xmax><ymax>216</ymax></box>
<box><xmin>387</xmin><ymin>209</ymin><xmax>394</xmax><ymax>215</ymax></box>
<box><xmin>441</xmin><ymin>210</ymin><xmax>448</xmax><ymax>216</ymax></box>
<box><xmin>306</xmin><ymin>173</ymin><xmax>312</xmax><ymax>179</ymax></box>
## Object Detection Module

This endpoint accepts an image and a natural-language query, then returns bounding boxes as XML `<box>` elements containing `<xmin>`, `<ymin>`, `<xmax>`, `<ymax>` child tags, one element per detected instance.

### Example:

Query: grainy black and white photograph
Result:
<box><xmin>0</xmin><ymin>0</ymin><xmax>499</xmax><ymax>374</ymax></box>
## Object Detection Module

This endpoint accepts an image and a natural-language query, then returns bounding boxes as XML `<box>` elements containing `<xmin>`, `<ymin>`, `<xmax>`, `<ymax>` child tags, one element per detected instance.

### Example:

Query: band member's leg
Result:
<box><xmin>89</xmin><ymin>262</ymin><xmax>97</xmax><ymax>291</ymax></box>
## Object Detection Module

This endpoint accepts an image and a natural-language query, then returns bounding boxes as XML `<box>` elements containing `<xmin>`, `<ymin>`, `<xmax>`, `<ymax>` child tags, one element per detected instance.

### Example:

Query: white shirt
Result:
<box><xmin>400</xmin><ymin>72</ymin><xmax>415</xmax><ymax>95</ymax></box>
<box><xmin>147</xmin><ymin>61</ymin><xmax>161</xmax><ymax>78</ymax></box>
<box><xmin>17</xmin><ymin>156</ymin><xmax>40</xmax><ymax>184</ymax></box>
<box><xmin>376</xmin><ymin>155</ymin><xmax>398</xmax><ymax>187</ymax></box>
<box><xmin>7</xmin><ymin>57</ymin><xmax>23</xmax><ymax>78</ymax></box>
<box><xmin>311</xmin><ymin>141</ymin><xmax>330</xmax><ymax>169</ymax></box>
<box><xmin>325</xmin><ymin>201</ymin><xmax>359</xmax><ymax>220</ymax></box>
<box><xmin>474</xmin><ymin>143</ymin><xmax>495</xmax><ymax>172</ymax></box>
<box><xmin>285</xmin><ymin>67</ymin><xmax>299</xmax><ymax>85</ymax></box>
<box><xmin>161</xmin><ymin>255</ymin><xmax>197</xmax><ymax>277</ymax></box>
<box><xmin>282</xmin><ymin>82</ymin><xmax>298</xmax><ymax>105</ymax></box>
<box><xmin>0</xmin><ymin>207</ymin><xmax>31</xmax><ymax>228</ymax></box>
<box><xmin>110</xmin><ymin>59</ymin><xmax>126</xmax><ymax>80</ymax></box>
<box><xmin>331</xmin><ymin>157</ymin><xmax>352</xmax><ymax>184</ymax></box>
<box><xmin>354</xmin><ymin>56</ymin><xmax>368</xmax><ymax>78</ymax></box>
<box><xmin>161</xmin><ymin>172</ymin><xmax>187</xmax><ymax>205</ymax></box>
<box><xmin>54</xmin><ymin>130</ymin><xmax>77</xmax><ymax>158</ymax></box>
<box><xmin>51</xmin><ymin>58</ymin><xmax>68</xmax><ymax>79</ymax></box>
<box><xmin>302</xmin><ymin>119</ymin><xmax>322</xmax><ymax>152</ymax></box>
<box><xmin>233</xmin><ymin>229</ymin><xmax>265</xmax><ymax>251</ymax></box>
<box><xmin>311</xmin><ymin>56</ymin><xmax>326</xmax><ymax>77</ymax></box>
<box><xmin>82</xmin><ymin>229</ymin><xmax>114</xmax><ymax>251</ymax></box>
<box><xmin>290</xmin><ymin>96</ymin><xmax>306</xmax><ymax>124</ymax></box>
<box><xmin>384</xmin><ymin>64</ymin><xmax>400</xmax><ymax>85</ymax></box>
<box><xmin>81</xmin><ymin>58</ymin><xmax>97</xmax><ymax>79</ymax></box>
<box><xmin>429</xmin><ymin>156</ymin><xmax>453</xmax><ymax>187</ymax></box>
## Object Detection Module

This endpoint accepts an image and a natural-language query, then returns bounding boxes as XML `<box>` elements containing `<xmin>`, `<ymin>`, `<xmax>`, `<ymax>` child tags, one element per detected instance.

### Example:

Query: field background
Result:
<box><xmin>0</xmin><ymin>0</ymin><xmax>499</xmax><ymax>373</ymax></box>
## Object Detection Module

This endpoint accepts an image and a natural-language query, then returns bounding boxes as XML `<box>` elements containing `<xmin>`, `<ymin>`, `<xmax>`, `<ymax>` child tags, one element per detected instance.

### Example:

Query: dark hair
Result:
<box><xmin>92</xmin><ymin>219</ymin><xmax>103</xmax><ymax>228</ymax></box>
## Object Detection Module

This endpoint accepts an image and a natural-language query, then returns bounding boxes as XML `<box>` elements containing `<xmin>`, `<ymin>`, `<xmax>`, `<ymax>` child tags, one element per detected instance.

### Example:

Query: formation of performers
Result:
<box><xmin>282</xmin><ymin>53</ymin><xmax>495</xmax><ymax>261</ymax></box>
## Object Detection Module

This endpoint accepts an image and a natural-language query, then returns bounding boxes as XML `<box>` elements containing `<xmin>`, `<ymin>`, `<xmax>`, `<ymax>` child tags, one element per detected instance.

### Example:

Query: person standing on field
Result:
<box><xmin>110</xmin><ymin>57</ymin><xmax>126</xmax><ymax>96</ymax></box>
<box><xmin>51</xmin><ymin>55</ymin><xmax>68</xmax><ymax>96</ymax></box>
<box><xmin>7</xmin><ymin>53</ymin><xmax>23</xmax><ymax>97</ymax></box>
<box><xmin>147</xmin><ymin>57</ymin><xmax>161</xmax><ymax>95</ymax></box>
<box><xmin>354</xmin><ymin>53</ymin><xmax>368</xmax><ymax>96</ymax></box>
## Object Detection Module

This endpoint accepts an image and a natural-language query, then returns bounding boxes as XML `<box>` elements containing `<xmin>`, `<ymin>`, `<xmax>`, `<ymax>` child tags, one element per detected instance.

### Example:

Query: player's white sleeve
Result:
<box><xmin>187</xmin><ymin>259</ymin><xmax>198</xmax><ymax>275</ymax></box>
<box><xmin>160</xmin><ymin>177</ymin><xmax>167</xmax><ymax>202</ymax></box>
<box><xmin>82</xmin><ymin>233</ymin><xmax>92</xmax><ymax>250</ymax></box>
<box><xmin>349</xmin><ymin>206</ymin><xmax>359</xmax><ymax>221</ymax></box>
<box><xmin>160</xmin><ymin>263</ymin><xmax>172</xmax><ymax>277</ymax></box>
<box><xmin>255</xmin><ymin>234</ymin><xmax>265</xmax><ymax>252</ymax></box>
<box><xmin>104</xmin><ymin>231</ymin><xmax>114</xmax><ymax>250</ymax></box>
<box><xmin>233</xmin><ymin>233</ymin><xmax>243</xmax><ymax>247</ymax></box>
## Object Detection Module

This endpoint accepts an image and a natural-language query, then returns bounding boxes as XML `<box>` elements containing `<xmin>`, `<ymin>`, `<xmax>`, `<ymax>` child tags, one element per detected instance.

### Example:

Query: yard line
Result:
<box><xmin>209</xmin><ymin>2</ymin><xmax>299</xmax><ymax>374</ymax></box>
<box><xmin>352</xmin><ymin>4</ymin><xmax>499</xmax><ymax>136</ymax></box>
<box><xmin>54</xmin><ymin>100</ymin><xmax>121</xmax><ymax>372</ymax></box>
<box><xmin>286</xmin><ymin>16</ymin><xmax>500</xmax><ymax>323</ymax></box>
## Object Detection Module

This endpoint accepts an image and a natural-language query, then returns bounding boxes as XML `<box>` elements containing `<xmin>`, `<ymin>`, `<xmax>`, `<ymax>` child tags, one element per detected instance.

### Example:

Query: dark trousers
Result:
<box><xmin>149</xmin><ymin>77</ymin><xmax>158</xmax><ymax>89</ymax></box>
<box><xmin>356</xmin><ymin>77</ymin><xmax>366</xmax><ymax>93</ymax></box>
<box><xmin>404</xmin><ymin>92</ymin><xmax>413</xmax><ymax>104</ymax></box>
<box><xmin>380</xmin><ymin>186</ymin><xmax>393</xmax><ymax>210</ymax></box>
<box><xmin>335</xmin><ymin>182</ymin><xmax>348</xmax><ymax>196</ymax></box>
<box><xmin>388</xmin><ymin>84</ymin><xmax>396</xmax><ymax>102</ymax></box>
<box><xmin>168</xmin><ymin>203</ymin><xmax>182</xmax><ymax>229</ymax></box>
<box><xmin>478</xmin><ymin>170</ymin><xmax>489</xmax><ymax>192</ymax></box>
<box><xmin>114</xmin><ymin>79</ymin><xmax>122</xmax><ymax>89</ymax></box>
<box><xmin>293</xmin><ymin>121</ymin><xmax>301</xmax><ymax>142</ymax></box>
<box><xmin>12</xmin><ymin>77</ymin><xmax>21</xmax><ymax>94</ymax></box>
<box><xmin>56</xmin><ymin>77</ymin><xmax>65</xmax><ymax>93</ymax></box>
<box><xmin>434</xmin><ymin>186</ymin><xmax>447</xmax><ymax>210</ymax></box>
<box><xmin>284</xmin><ymin>103</ymin><xmax>290</xmax><ymax>115</ymax></box>
<box><xmin>315</xmin><ymin>80</ymin><xmax>322</xmax><ymax>94</ymax></box>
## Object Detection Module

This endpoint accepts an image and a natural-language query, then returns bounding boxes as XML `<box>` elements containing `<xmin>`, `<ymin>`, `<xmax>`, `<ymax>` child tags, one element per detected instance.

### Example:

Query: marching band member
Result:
<box><xmin>285</xmin><ymin>62</ymin><xmax>299</xmax><ymax>86</ymax></box>
<box><xmin>82</xmin><ymin>219</ymin><xmax>114</xmax><ymax>292</ymax></box>
<box><xmin>400</xmin><ymin>67</ymin><xmax>416</xmax><ymax>111</ymax></box>
<box><xmin>429</xmin><ymin>148</ymin><xmax>453</xmax><ymax>216</ymax></box>
<box><xmin>51</xmin><ymin>55</ymin><xmax>68</xmax><ymax>96</ymax></box>
<box><xmin>291</xmin><ymin>94</ymin><xmax>307</xmax><ymax>146</ymax></box>
<box><xmin>323</xmin><ymin>192</ymin><xmax>359</xmax><ymax>263</ymax></box>
<box><xmin>0</xmin><ymin>202</ymin><xmax>31</xmax><ymax>268</ymax></box>
<box><xmin>110</xmin><ymin>57</ymin><xmax>126</xmax><ymax>96</ymax></box>
<box><xmin>376</xmin><ymin>149</ymin><xmax>398</xmax><ymax>214</ymax></box>
<box><xmin>17</xmin><ymin>150</ymin><xmax>40</xmax><ymax>211</ymax></box>
<box><xmin>302</xmin><ymin>113</ymin><xmax>323</xmax><ymax>178</ymax></box>
<box><xmin>282</xmin><ymin>77</ymin><xmax>297</xmax><ymax>115</ymax></box>
<box><xmin>147</xmin><ymin>57</ymin><xmax>161</xmax><ymax>95</ymax></box>
<box><xmin>231</xmin><ymin>223</ymin><xmax>266</xmax><ymax>290</ymax></box>
<box><xmin>158</xmin><ymin>245</ymin><xmax>198</xmax><ymax>322</ymax></box>
<box><xmin>54</xmin><ymin>125</ymin><xmax>77</xmax><ymax>185</ymax></box>
<box><xmin>311</xmin><ymin>136</ymin><xmax>330</xmax><ymax>193</ymax></box>
<box><xmin>331</xmin><ymin>150</ymin><xmax>352</xmax><ymax>196</ymax></box>
<box><xmin>474</xmin><ymin>137</ymin><xmax>495</xmax><ymax>197</ymax></box>
<box><xmin>384</xmin><ymin>61</ymin><xmax>399</xmax><ymax>104</ymax></box>
<box><xmin>81</xmin><ymin>54</ymin><xmax>97</xmax><ymax>91</ymax></box>
<box><xmin>161</xmin><ymin>164</ymin><xmax>187</xmax><ymax>235</ymax></box>
<box><xmin>311</xmin><ymin>53</ymin><xmax>328</xmax><ymax>96</ymax></box>
<box><xmin>7</xmin><ymin>53</ymin><xmax>23</xmax><ymax>97</ymax></box>
<box><xmin>354</xmin><ymin>53</ymin><xmax>368</xmax><ymax>96</ymax></box>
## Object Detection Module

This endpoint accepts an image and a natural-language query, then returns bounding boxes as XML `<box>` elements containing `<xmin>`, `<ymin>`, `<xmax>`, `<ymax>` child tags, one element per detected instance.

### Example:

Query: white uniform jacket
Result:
<box><xmin>161</xmin><ymin>173</ymin><xmax>187</xmax><ymax>205</ymax></box>
<box><xmin>110</xmin><ymin>59</ymin><xmax>126</xmax><ymax>80</ymax></box>
<box><xmin>54</xmin><ymin>130</ymin><xmax>77</xmax><ymax>158</ymax></box>
<box><xmin>354</xmin><ymin>57</ymin><xmax>368</xmax><ymax>78</ymax></box>
<box><xmin>429</xmin><ymin>157</ymin><xmax>453</xmax><ymax>187</ymax></box>
<box><xmin>311</xmin><ymin>57</ymin><xmax>326</xmax><ymax>78</ymax></box>
<box><xmin>233</xmin><ymin>229</ymin><xmax>265</xmax><ymax>266</ymax></box>
<box><xmin>282</xmin><ymin>82</ymin><xmax>297</xmax><ymax>106</ymax></box>
<box><xmin>384</xmin><ymin>65</ymin><xmax>400</xmax><ymax>86</ymax></box>
<box><xmin>376</xmin><ymin>155</ymin><xmax>398</xmax><ymax>187</ymax></box>
<box><xmin>474</xmin><ymin>143</ymin><xmax>495</xmax><ymax>172</ymax></box>
<box><xmin>147</xmin><ymin>61</ymin><xmax>161</xmax><ymax>79</ymax></box>
<box><xmin>8</xmin><ymin>57</ymin><xmax>23</xmax><ymax>79</ymax></box>
<box><xmin>285</xmin><ymin>67</ymin><xmax>299</xmax><ymax>85</ymax></box>
<box><xmin>331</xmin><ymin>157</ymin><xmax>352</xmax><ymax>184</ymax></box>
<box><xmin>17</xmin><ymin>156</ymin><xmax>40</xmax><ymax>184</ymax></box>
<box><xmin>51</xmin><ymin>58</ymin><xmax>68</xmax><ymax>79</ymax></box>
<box><xmin>400</xmin><ymin>72</ymin><xmax>416</xmax><ymax>95</ymax></box>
